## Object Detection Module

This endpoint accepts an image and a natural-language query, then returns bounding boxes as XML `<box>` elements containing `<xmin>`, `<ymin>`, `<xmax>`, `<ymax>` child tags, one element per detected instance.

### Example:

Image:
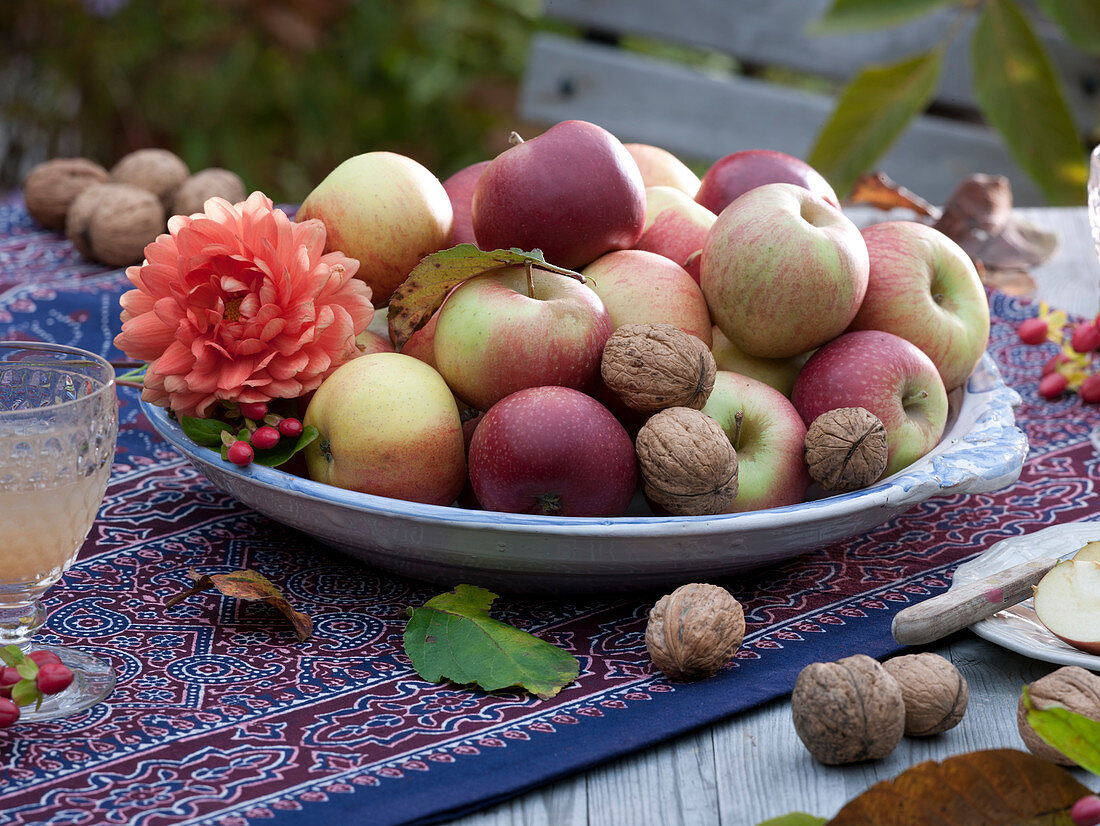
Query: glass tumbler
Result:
<box><xmin>0</xmin><ymin>342</ymin><xmax>118</xmax><ymax>720</ymax></box>
<box><xmin>1089</xmin><ymin>143</ymin><xmax>1100</xmax><ymax>261</ymax></box>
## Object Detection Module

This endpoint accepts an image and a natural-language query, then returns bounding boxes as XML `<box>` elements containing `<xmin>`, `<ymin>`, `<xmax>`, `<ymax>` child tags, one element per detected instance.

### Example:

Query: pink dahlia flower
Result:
<box><xmin>115</xmin><ymin>192</ymin><xmax>374</xmax><ymax>418</ymax></box>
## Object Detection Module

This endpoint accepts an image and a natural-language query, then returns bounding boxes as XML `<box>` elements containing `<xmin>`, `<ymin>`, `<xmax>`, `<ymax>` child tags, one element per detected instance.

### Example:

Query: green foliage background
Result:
<box><xmin>0</xmin><ymin>0</ymin><xmax>542</xmax><ymax>202</ymax></box>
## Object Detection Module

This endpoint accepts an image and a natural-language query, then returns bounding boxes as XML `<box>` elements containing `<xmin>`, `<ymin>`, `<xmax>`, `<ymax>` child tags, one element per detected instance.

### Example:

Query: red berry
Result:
<box><xmin>28</xmin><ymin>650</ymin><xmax>62</xmax><ymax>667</ymax></box>
<box><xmin>1072</xmin><ymin>795</ymin><xmax>1100</xmax><ymax>826</ymax></box>
<box><xmin>1072</xmin><ymin>321</ymin><xmax>1100</xmax><ymax>353</ymax></box>
<box><xmin>1042</xmin><ymin>353</ymin><xmax>1071</xmax><ymax>376</ymax></box>
<box><xmin>1017</xmin><ymin>317</ymin><xmax>1049</xmax><ymax>345</ymax></box>
<box><xmin>278</xmin><ymin>417</ymin><xmax>304</xmax><ymax>438</ymax></box>
<box><xmin>1082</xmin><ymin>374</ymin><xmax>1100</xmax><ymax>404</ymax></box>
<box><xmin>250</xmin><ymin>426</ymin><xmax>280</xmax><ymax>450</ymax></box>
<box><xmin>227</xmin><ymin>440</ymin><xmax>254</xmax><ymax>466</ymax></box>
<box><xmin>0</xmin><ymin>697</ymin><xmax>19</xmax><ymax>728</ymax></box>
<box><xmin>1039</xmin><ymin>371</ymin><xmax>1068</xmax><ymax>400</ymax></box>
<box><xmin>238</xmin><ymin>401</ymin><xmax>268</xmax><ymax>420</ymax></box>
<box><xmin>0</xmin><ymin>666</ymin><xmax>18</xmax><ymax>697</ymax></box>
<box><xmin>36</xmin><ymin>662</ymin><xmax>73</xmax><ymax>696</ymax></box>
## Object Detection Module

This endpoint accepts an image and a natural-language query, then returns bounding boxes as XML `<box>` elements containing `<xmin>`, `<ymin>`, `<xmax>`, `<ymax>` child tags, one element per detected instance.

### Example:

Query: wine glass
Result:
<box><xmin>0</xmin><ymin>342</ymin><xmax>118</xmax><ymax>720</ymax></box>
<box><xmin>1089</xmin><ymin>144</ymin><xmax>1100</xmax><ymax>263</ymax></box>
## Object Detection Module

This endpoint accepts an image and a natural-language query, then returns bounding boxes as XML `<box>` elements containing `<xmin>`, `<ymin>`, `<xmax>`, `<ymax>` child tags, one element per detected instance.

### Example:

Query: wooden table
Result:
<box><xmin>447</xmin><ymin>207</ymin><xmax>1100</xmax><ymax>826</ymax></box>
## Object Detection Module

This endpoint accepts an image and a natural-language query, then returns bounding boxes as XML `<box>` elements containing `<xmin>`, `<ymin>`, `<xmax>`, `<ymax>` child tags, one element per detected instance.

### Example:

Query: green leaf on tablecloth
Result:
<box><xmin>164</xmin><ymin>567</ymin><xmax>313</xmax><ymax>642</ymax></box>
<box><xmin>404</xmin><ymin>584</ymin><xmax>579</xmax><ymax>699</ymax></box>
<box><xmin>386</xmin><ymin>245</ymin><xmax>585</xmax><ymax>352</ymax></box>
<box><xmin>181</xmin><ymin>415</ymin><xmax>230</xmax><ymax>447</ymax></box>
<box><xmin>809</xmin><ymin>0</ymin><xmax>953</xmax><ymax>33</ymax></box>
<box><xmin>1024</xmin><ymin>685</ymin><xmax>1100</xmax><ymax>775</ymax></box>
<box><xmin>807</xmin><ymin>50</ymin><xmax>942</xmax><ymax>199</ymax></box>
<box><xmin>971</xmin><ymin>0</ymin><xmax>1087</xmax><ymax>205</ymax></box>
<box><xmin>755</xmin><ymin>814</ymin><xmax>826</xmax><ymax>826</ymax></box>
<box><xmin>1035</xmin><ymin>0</ymin><xmax>1100</xmax><ymax>55</ymax></box>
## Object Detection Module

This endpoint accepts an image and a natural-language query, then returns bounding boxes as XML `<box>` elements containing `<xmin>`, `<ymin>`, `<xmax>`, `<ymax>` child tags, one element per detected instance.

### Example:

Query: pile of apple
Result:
<box><xmin>294</xmin><ymin>119</ymin><xmax>991</xmax><ymax>518</ymax></box>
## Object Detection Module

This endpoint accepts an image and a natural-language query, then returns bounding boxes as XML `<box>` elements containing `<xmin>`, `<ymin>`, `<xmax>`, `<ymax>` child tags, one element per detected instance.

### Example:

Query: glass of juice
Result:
<box><xmin>0</xmin><ymin>342</ymin><xmax>118</xmax><ymax>720</ymax></box>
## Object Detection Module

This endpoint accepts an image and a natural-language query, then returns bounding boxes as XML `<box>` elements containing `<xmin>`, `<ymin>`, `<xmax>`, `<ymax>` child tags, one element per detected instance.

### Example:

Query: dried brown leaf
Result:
<box><xmin>165</xmin><ymin>568</ymin><xmax>313</xmax><ymax>642</ymax></box>
<box><xmin>846</xmin><ymin>171</ymin><xmax>941</xmax><ymax>220</ymax></box>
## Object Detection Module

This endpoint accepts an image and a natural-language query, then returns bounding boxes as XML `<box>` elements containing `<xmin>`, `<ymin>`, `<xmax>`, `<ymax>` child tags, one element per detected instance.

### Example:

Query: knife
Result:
<box><xmin>891</xmin><ymin>556</ymin><xmax>1060</xmax><ymax>646</ymax></box>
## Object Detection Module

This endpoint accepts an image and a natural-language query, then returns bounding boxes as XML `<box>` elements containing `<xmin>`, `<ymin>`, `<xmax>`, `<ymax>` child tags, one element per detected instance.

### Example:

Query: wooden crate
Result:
<box><xmin>519</xmin><ymin>0</ymin><xmax>1100</xmax><ymax>205</ymax></box>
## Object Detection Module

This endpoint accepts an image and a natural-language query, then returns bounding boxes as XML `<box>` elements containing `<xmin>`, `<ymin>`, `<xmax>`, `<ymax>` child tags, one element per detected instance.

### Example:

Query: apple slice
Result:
<box><xmin>1032</xmin><ymin>560</ymin><xmax>1100</xmax><ymax>655</ymax></box>
<box><xmin>1072</xmin><ymin>541</ymin><xmax>1100</xmax><ymax>563</ymax></box>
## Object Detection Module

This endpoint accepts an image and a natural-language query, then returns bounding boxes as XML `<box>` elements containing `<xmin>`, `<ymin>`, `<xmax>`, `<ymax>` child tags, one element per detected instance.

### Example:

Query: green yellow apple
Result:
<box><xmin>634</xmin><ymin>186</ymin><xmax>716</xmax><ymax>283</ymax></box>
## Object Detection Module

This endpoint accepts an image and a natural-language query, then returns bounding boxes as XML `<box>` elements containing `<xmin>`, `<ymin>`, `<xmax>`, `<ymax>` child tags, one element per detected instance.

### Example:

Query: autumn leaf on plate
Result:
<box><xmin>403</xmin><ymin>584</ymin><xmax>579</xmax><ymax>699</ymax></box>
<box><xmin>165</xmin><ymin>568</ymin><xmax>313</xmax><ymax>642</ymax></box>
<box><xmin>386</xmin><ymin>245</ymin><xmax>584</xmax><ymax>352</ymax></box>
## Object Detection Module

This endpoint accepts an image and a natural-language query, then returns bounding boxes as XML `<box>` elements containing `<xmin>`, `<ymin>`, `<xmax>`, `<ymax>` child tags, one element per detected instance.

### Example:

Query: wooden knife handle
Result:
<box><xmin>891</xmin><ymin>556</ymin><xmax>1059</xmax><ymax>646</ymax></box>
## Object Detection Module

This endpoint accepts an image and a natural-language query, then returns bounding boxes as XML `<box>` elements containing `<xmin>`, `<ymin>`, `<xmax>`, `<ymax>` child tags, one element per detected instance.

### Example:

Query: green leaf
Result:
<box><xmin>808</xmin><ymin>51</ymin><xmax>943</xmax><ymax>199</ymax></box>
<box><xmin>404</xmin><ymin>584</ymin><xmax>580</xmax><ymax>699</ymax></box>
<box><xmin>1024</xmin><ymin>685</ymin><xmax>1100</xmax><ymax>775</ymax></box>
<box><xmin>180</xmin><ymin>415</ymin><xmax>231</xmax><ymax>448</ymax></box>
<box><xmin>971</xmin><ymin>0</ymin><xmax>1088</xmax><ymax>205</ymax></box>
<box><xmin>10</xmin><ymin>678</ymin><xmax>38</xmax><ymax>708</ymax></box>
<box><xmin>15</xmin><ymin>663</ymin><xmax>37</xmax><ymax>681</ymax></box>
<box><xmin>756</xmin><ymin>814</ymin><xmax>827</xmax><ymax>826</ymax></box>
<box><xmin>386</xmin><ymin>245</ymin><xmax>585</xmax><ymax>352</ymax></box>
<box><xmin>252</xmin><ymin>424</ymin><xmax>319</xmax><ymax>468</ymax></box>
<box><xmin>0</xmin><ymin>645</ymin><xmax>25</xmax><ymax>667</ymax></box>
<box><xmin>810</xmin><ymin>0</ymin><xmax>954</xmax><ymax>33</ymax></box>
<box><xmin>1035</xmin><ymin>0</ymin><xmax>1100</xmax><ymax>55</ymax></box>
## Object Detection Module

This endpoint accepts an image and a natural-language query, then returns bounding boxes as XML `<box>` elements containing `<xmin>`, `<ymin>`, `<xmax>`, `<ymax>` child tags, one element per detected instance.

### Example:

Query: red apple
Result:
<box><xmin>442</xmin><ymin>160</ymin><xmax>491</xmax><ymax>247</ymax></box>
<box><xmin>847</xmin><ymin>221</ymin><xmax>991</xmax><ymax>392</ymax></box>
<box><xmin>433</xmin><ymin>266</ymin><xmax>613</xmax><ymax>412</ymax></box>
<box><xmin>701</xmin><ymin>183</ymin><xmax>868</xmax><ymax>358</ymax></box>
<box><xmin>701</xmin><ymin>371</ymin><xmax>810</xmax><ymax>511</ymax></box>
<box><xmin>297</xmin><ymin>151</ymin><xmax>453</xmax><ymax>307</ymax></box>
<box><xmin>582</xmin><ymin>249</ymin><xmax>712</xmax><ymax>346</ymax></box>
<box><xmin>468</xmin><ymin>386</ymin><xmax>637</xmax><ymax>516</ymax></box>
<box><xmin>695</xmin><ymin>149</ymin><xmax>839</xmax><ymax>216</ymax></box>
<box><xmin>303</xmin><ymin>353</ymin><xmax>466</xmax><ymax>505</ymax></box>
<box><xmin>624</xmin><ymin>143</ymin><xmax>701</xmax><ymax>197</ymax></box>
<box><xmin>791</xmin><ymin>330</ymin><xmax>949</xmax><ymax>477</ymax></box>
<box><xmin>401</xmin><ymin>307</ymin><xmax>440</xmax><ymax>369</ymax></box>
<box><xmin>355</xmin><ymin>329</ymin><xmax>395</xmax><ymax>356</ymax></box>
<box><xmin>1033</xmin><ymin>560</ymin><xmax>1100</xmax><ymax>655</ymax></box>
<box><xmin>471</xmin><ymin>120</ymin><xmax>646</xmax><ymax>269</ymax></box>
<box><xmin>634</xmin><ymin>186</ymin><xmax>716</xmax><ymax>283</ymax></box>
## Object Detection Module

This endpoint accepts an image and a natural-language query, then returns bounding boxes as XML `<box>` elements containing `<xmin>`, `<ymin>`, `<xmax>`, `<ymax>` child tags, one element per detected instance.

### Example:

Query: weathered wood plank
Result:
<box><xmin>446</xmin><ymin>778</ymin><xmax>587</xmax><ymax>826</ymax></box>
<box><xmin>520</xmin><ymin>34</ymin><xmax>1045</xmax><ymax>205</ymax></box>
<box><xmin>539</xmin><ymin>0</ymin><xmax>1100</xmax><ymax>129</ymax></box>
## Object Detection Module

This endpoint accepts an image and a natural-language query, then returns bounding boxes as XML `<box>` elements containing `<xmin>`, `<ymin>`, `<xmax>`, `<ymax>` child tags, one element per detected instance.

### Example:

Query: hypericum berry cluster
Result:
<box><xmin>219</xmin><ymin>401</ymin><xmax>304</xmax><ymax>467</ymax></box>
<box><xmin>1016</xmin><ymin>302</ymin><xmax>1100</xmax><ymax>402</ymax></box>
<box><xmin>0</xmin><ymin>646</ymin><xmax>75</xmax><ymax>728</ymax></box>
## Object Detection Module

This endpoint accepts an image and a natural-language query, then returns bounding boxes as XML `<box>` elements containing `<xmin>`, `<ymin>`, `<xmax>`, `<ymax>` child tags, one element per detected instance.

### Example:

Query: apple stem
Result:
<box><xmin>732</xmin><ymin>410</ymin><xmax>744</xmax><ymax>451</ymax></box>
<box><xmin>903</xmin><ymin>389</ymin><xmax>929</xmax><ymax>408</ymax></box>
<box><xmin>537</xmin><ymin>492</ymin><xmax>562</xmax><ymax>514</ymax></box>
<box><xmin>509</xmin><ymin>131</ymin><xmax>525</xmax><ymax>146</ymax></box>
<box><xmin>525</xmin><ymin>260</ymin><xmax>535</xmax><ymax>298</ymax></box>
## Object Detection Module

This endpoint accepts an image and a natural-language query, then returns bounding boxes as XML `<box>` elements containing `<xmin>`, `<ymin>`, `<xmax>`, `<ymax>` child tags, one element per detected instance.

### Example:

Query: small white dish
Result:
<box><xmin>143</xmin><ymin>351</ymin><xmax>1027</xmax><ymax>594</ymax></box>
<box><xmin>953</xmin><ymin>522</ymin><xmax>1100</xmax><ymax>671</ymax></box>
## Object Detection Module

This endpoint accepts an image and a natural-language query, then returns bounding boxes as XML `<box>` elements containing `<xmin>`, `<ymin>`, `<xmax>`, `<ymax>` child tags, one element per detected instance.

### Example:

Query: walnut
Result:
<box><xmin>804</xmin><ymin>407</ymin><xmax>888</xmax><ymax>491</ymax></box>
<box><xmin>645</xmin><ymin>582</ymin><xmax>745</xmax><ymax>680</ymax></box>
<box><xmin>1017</xmin><ymin>665</ymin><xmax>1100</xmax><ymax>766</ymax></box>
<box><xmin>635</xmin><ymin>407</ymin><xmax>737</xmax><ymax>515</ymax></box>
<box><xmin>171</xmin><ymin>167</ymin><xmax>247</xmax><ymax>217</ymax></box>
<box><xmin>110</xmin><ymin>148</ymin><xmax>189</xmax><ymax>210</ymax></box>
<box><xmin>65</xmin><ymin>183</ymin><xmax>166</xmax><ymax>267</ymax></box>
<box><xmin>791</xmin><ymin>654</ymin><xmax>905</xmax><ymax>764</ymax></box>
<box><xmin>22</xmin><ymin>158</ymin><xmax>110</xmax><ymax>230</ymax></box>
<box><xmin>882</xmin><ymin>652</ymin><xmax>968</xmax><ymax>736</ymax></box>
<box><xmin>601</xmin><ymin>323</ymin><xmax>716</xmax><ymax>412</ymax></box>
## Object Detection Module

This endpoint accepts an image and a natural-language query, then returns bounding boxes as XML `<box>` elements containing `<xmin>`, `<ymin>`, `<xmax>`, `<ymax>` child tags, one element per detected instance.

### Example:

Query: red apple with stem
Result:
<box><xmin>695</xmin><ymin>149</ymin><xmax>839</xmax><ymax>216</ymax></box>
<box><xmin>468</xmin><ymin>386</ymin><xmax>637</xmax><ymax>516</ymax></box>
<box><xmin>791</xmin><ymin>330</ymin><xmax>949</xmax><ymax>477</ymax></box>
<box><xmin>471</xmin><ymin>120</ymin><xmax>646</xmax><ymax>269</ymax></box>
<box><xmin>433</xmin><ymin>266</ymin><xmax>613</xmax><ymax>412</ymax></box>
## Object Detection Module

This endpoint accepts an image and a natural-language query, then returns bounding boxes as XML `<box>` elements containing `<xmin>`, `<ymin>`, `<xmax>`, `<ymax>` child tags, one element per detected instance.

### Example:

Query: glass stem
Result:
<box><xmin>0</xmin><ymin>596</ymin><xmax>46</xmax><ymax>648</ymax></box>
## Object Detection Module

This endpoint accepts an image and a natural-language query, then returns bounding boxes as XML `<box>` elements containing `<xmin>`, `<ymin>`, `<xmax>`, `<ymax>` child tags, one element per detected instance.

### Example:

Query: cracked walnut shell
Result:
<box><xmin>601</xmin><ymin>323</ymin><xmax>716</xmax><ymax>412</ymax></box>
<box><xmin>792</xmin><ymin>654</ymin><xmax>905</xmax><ymax>764</ymax></box>
<box><xmin>882</xmin><ymin>652</ymin><xmax>968</xmax><ymax>736</ymax></box>
<box><xmin>22</xmin><ymin>157</ymin><xmax>110</xmax><ymax>230</ymax></box>
<box><xmin>646</xmin><ymin>583</ymin><xmax>745</xmax><ymax>681</ymax></box>
<box><xmin>804</xmin><ymin>407</ymin><xmax>888</xmax><ymax>491</ymax></box>
<box><xmin>635</xmin><ymin>407</ymin><xmax>737</xmax><ymax>515</ymax></box>
<box><xmin>1017</xmin><ymin>665</ymin><xmax>1100</xmax><ymax>766</ymax></box>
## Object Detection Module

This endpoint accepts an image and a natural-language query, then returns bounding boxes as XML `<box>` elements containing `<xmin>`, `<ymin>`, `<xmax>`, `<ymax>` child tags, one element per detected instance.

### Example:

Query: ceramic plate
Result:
<box><xmin>953</xmin><ymin>522</ymin><xmax>1100</xmax><ymax>670</ymax></box>
<box><xmin>142</xmin><ymin>351</ymin><xmax>1028</xmax><ymax>594</ymax></box>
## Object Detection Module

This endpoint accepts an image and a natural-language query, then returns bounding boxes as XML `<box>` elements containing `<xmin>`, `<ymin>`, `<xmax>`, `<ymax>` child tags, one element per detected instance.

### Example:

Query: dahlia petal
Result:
<box><xmin>293</xmin><ymin>219</ymin><xmax>327</xmax><ymax>265</ymax></box>
<box><xmin>217</xmin><ymin>357</ymin><xmax>257</xmax><ymax>391</ymax></box>
<box><xmin>116</xmin><ymin>312</ymin><xmax>176</xmax><ymax>361</ymax></box>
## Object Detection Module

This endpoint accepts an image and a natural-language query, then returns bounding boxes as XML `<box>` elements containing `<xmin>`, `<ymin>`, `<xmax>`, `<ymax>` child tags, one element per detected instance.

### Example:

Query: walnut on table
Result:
<box><xmin>645</xmin><ymin>583</ymin><xmax>745</xmax><ymax>681</ymax></box>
